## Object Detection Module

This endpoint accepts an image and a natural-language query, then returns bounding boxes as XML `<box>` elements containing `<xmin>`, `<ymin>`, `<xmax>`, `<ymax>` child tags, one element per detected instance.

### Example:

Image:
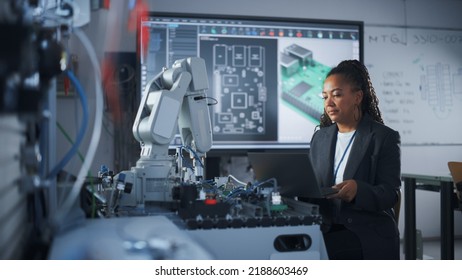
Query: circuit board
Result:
<box><xmin>211</xmin><ymin>44</ymin><xmax>267</xmax><ymax>136</ymax></box>
<box><xmin>199</xmin><ymin>36</ymin><xmax>278</xmax><ymax>142</ymax></box>
<box><xmin>281</xmin><ymin>44</ymin><xmax>331</xmax><ymax>122</ymax></box>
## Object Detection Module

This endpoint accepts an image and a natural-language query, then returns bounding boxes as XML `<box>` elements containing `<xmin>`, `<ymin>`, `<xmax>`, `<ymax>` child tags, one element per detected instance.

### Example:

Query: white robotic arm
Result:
<box><xmin>133</xmin><ymin>57</ymin><xmax>212</xmax><ymax>160</ymax></box>
<box><xmin>112</xmin><ymin>57</ymin><xmax>213</xmax><ymax>209</ymax></box>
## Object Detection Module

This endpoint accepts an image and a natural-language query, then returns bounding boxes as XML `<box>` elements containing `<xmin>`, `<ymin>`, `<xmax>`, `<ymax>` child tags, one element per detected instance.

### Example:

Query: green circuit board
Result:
<box><xmin>280</xmin><ymin>45</ymin><xmax>331</xmax><ymax>122</ymax></box>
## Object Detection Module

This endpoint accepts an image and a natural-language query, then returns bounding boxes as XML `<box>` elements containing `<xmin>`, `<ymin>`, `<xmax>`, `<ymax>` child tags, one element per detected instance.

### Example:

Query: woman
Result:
<box><xmin>309</xmin><ymin>59</ymin><xmax>401</xmax><ymax>259</ymax></box>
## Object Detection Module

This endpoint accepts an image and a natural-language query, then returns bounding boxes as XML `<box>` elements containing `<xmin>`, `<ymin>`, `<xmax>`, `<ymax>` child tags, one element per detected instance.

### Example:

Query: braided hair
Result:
<box><xmin>319</xmin><ymin>59</ymin><xmax>384</xmax><ymax>128</ymax></box>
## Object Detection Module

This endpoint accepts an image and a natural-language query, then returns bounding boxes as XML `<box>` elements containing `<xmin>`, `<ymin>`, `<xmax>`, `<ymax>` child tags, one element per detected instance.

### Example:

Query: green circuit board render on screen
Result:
<box><xmin>281</xmin><ymin>44</ymin><xmax>331</xmax><ymax>123</ymax></box>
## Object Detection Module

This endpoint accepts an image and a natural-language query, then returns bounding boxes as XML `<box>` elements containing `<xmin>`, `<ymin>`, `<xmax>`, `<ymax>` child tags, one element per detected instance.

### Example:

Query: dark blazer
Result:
<box><xmin>309</xmin><ymin>113</ymin><xmax>401</xmax><ymax>259</ymax></box>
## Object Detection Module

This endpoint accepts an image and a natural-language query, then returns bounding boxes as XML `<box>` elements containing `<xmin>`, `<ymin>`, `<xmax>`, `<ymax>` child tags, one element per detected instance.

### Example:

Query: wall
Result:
<box><xmin>59</xmin><ymin>0</ymin><xmax>462</xmax><ymax>238</ymax></box>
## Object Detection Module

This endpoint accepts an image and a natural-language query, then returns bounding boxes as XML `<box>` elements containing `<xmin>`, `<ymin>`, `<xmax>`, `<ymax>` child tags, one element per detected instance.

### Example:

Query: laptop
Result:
<box><xmin>247</xmin><ymin>152</ymin><xmax>338</xmax><ymax>198</ymax></box>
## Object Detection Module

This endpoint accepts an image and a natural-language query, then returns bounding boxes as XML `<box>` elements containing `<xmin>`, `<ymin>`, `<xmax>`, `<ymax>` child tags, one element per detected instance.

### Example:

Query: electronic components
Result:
<box><xmin>281</xmin><ymin>44</ymin><xmax>331</xmax><ymax>121</ymax></box>
<box><xmin>280</xmin><ymin>53</ymin><xmax>299</xmax><ymax>76</ymax></box>
<box><xmin>86</xmin><ymin>169</ymin><xmax>322</xmax><ymax>230</ymax></box>
<box><xmin>285</xmin><ymin>44</ymin><xmax>313</xmax><ymax>66</ymax></box>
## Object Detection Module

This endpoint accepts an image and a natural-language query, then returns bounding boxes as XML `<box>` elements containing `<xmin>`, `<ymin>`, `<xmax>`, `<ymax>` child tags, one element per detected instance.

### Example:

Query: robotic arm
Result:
<box><xmin>111</xmin><ymin>57</ymin><xmax>213</xmax><ymax>209</ymax></box>
<box><xmin>133</xmin><ymin>57</ymin><xmax>212</xmax><ymax>160</ymax></box>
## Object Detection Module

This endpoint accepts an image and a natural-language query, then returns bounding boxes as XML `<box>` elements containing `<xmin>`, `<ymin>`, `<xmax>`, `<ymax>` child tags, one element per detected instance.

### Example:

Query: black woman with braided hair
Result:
<box><xmin>308</xmin><ymin>59</ymin><xmax>401</xmax><ymax>259</ymax></box>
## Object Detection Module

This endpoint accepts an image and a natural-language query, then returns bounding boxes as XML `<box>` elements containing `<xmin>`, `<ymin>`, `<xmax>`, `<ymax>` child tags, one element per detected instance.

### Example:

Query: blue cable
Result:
<box><xmin>47</xmin><ymin>70</ymin><xmax>89</xmax><ymax>179</ymax></box>
<box><xmin>185</xmin><ymin>145</ymin><xmax>205</xmax><ymax>168</ymax></box>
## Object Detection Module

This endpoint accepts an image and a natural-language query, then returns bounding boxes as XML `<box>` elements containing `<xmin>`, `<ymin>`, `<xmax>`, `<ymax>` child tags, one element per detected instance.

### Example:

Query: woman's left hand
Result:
<box><xmin>328</xmin><ymin>179</ymin><xmax>358</xmax><ymax>202</ymax></box>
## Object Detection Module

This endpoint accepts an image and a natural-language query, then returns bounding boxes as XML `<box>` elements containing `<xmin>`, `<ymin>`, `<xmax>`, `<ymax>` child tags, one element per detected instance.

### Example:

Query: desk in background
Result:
<box><xmin>402</xmin><ymin>173</ymin><xmax>455</xmax><ymax>260</ymax></box>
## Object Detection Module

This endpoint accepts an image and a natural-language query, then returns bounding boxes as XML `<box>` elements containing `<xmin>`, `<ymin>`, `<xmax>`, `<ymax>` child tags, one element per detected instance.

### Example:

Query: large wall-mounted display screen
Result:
<box><xmin>138</xmin><ymin>13</ymin><xmax>363</xmax><ymax>150</ymax></box>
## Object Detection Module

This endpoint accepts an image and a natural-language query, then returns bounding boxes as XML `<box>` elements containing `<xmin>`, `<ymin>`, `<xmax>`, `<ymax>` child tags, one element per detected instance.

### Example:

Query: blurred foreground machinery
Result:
<box><xmin>0</xmin><ymin>0</ymin><xmax>66</xmax><ymax>259</ymax></box>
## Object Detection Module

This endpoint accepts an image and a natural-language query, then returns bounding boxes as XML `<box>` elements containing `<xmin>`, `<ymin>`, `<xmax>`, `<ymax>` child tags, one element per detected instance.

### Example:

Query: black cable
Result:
<box><xmin>193</xmin><ymin>95</ymin><xmax>218</xmax><ymax>106</ymax></box>
<box><xmin>206</xmin><ymin>96</ymin><xmax>218</xmax><ymax>106</ymax></box>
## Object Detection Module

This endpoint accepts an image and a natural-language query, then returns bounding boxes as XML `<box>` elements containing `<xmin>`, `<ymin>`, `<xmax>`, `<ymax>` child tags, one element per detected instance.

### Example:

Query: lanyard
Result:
<box><xmin>333</xmin><ymin>130</ymin><xmax>357</xmax><ymax>184</ymax></box>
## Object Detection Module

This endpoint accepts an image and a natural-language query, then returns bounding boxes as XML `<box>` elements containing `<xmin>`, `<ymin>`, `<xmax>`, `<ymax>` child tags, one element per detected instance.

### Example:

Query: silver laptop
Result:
<box><xmin>247</xmin><ymin>152</ymin><xmax>338</xmax><ymax>198</ymax></box>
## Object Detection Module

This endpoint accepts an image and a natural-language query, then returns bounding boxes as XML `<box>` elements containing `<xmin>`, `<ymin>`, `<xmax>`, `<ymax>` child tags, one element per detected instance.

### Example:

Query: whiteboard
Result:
<box><xmin>364</xmin><ymin>26</ymin><xmax>462</xmax><ymax>145</ymax></box>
